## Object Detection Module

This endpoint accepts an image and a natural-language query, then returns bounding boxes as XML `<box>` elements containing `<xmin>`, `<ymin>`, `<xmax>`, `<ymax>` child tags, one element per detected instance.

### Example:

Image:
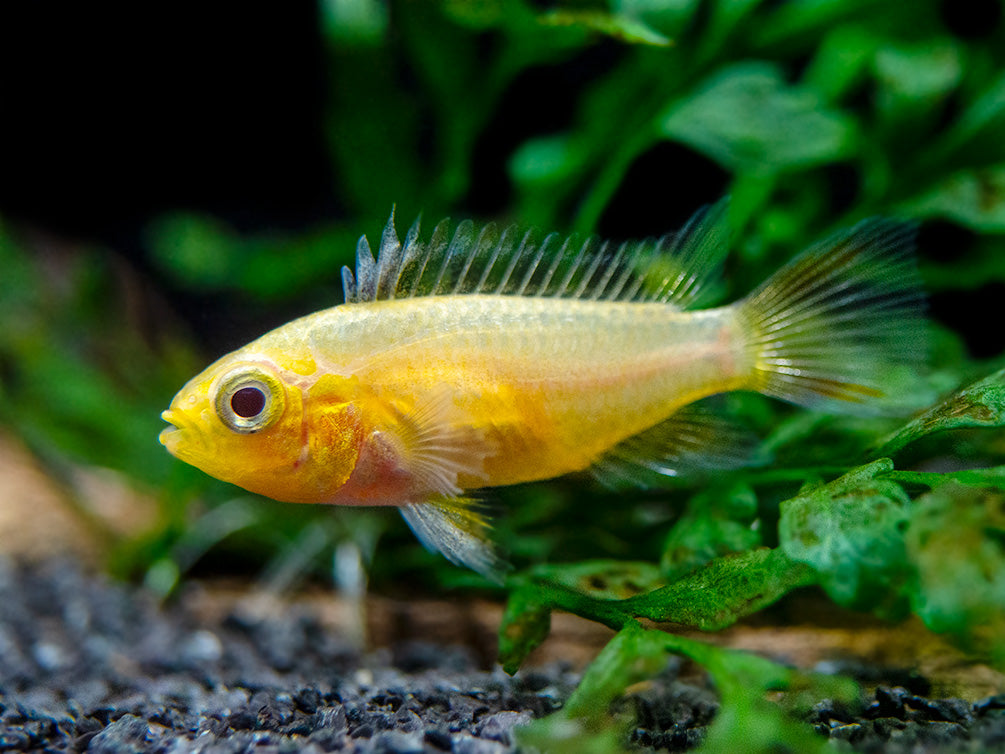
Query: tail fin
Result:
<box><xmin>737</xmin><ymin>218</ymin><xmax>926</xmax><ymax>414</ymax></box>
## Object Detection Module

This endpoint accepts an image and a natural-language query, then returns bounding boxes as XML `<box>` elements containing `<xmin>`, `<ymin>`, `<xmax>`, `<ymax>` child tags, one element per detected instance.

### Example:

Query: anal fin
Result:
<box><xmin>591</xmin><ymin>402</ymin><xmax>764</xmax><ymax>488</ymax></box>
<box><xmin>400</xmin><ymin>497</ymin><xmax>509</xmax><ymax>583</ymax></box>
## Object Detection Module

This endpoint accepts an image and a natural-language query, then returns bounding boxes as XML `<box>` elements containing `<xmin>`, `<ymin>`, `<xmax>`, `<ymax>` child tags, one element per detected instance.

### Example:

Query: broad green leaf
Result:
<box><xmin>562</xmin><ymin>624</ymin><xmax>677</xmax><ymax>723</ymax></box>
<box><xmin>498</xmin><ymin>549</ymin><xmax>813</xmax><ymax>671</ymax></box>
<box><xmin>659</xmin><ymin>63</ymin><xmax>856</xmax><ymax>172</ymax></box>
<box><xmin>698</xmin><ymin>0</ymin><xmax>766</xmax><ymax>57</ymax></box>
<box><xmin>906</xmin><ymin>482</ymin><xmax>1005</xmax><ymax>663</ymax></box>
<box><xmin>499</xmin><ymin>584</ymin><xmax>553</xmax><ymax>675</ymax></box>
<box><xmin>660</xmin><ymin>482</ymin><xmax>762</xmax><ymax>580</ymax></box>
<box><xmin>240</xmin><ymin>227</ymin><xmax>359</xmax><ymax>301</ymax></box>
<box><xmin>517</xmin><ymin>624</ymin><xmax>857</xmax><ymax>754</ymax></box>
<box><xmin>321</xmin><ymin>0</ymin><xmax>388</xmax><ymax>42</ymax></box>
<box><xmin>624</xmin><ymin>548</ymin><xmax>815</xmax><ymax>629</ymax></box>
<box><xmin>524</xmin><ymin>560</ymin><xmax>665</xmax><ymax>600</ymax></box>
<box><xmin>873</xmin><ymin>39</ymin><xmax>962</xmax><ymax>120</ymax></box>
<box><xmin>875</xmin><ymin>367</ymin><xmax>1005</xmax><ymax>456</ymax></box>
<box><xmin>696</xmin><ymin>637</ymin><xmax>857</xmax><ymax>754</ymax></box>
<box><xmin>509</xmin><ymin>133</ymin><xmax>593</xmax><ymax>225</ymax></box>
<box><xmin>148</xmin><ymin>215</ymin><xmax>244</xmax><ymax>291</ymax></box>
<box><xmin>515</xmin><ymin>625</ymin><xmax>669</xmax><ymax>754</ymax></box>
<box><xmin>440</xmin><ymin>0</ymin><xmax>534</xmax><ymax>28</ymax></box>
<box><xmin>779</xmin><ymin>459</ymin><xmax>911</xmax><ymax>615</ymax></box>
<box><xmin>903</xmin><ymin>165</ymin><xmax>1005</xmax><ymax>232</ymax></box>
<box><xmin>498</xmin><ymin>560</ymin><xmax>663</xmax><ymax>672</ymax></box>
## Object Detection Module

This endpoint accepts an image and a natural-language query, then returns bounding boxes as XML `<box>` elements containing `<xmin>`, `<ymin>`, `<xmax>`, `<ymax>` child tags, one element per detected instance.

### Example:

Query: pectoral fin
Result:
<box><xmin>382</xmin><ymin>389</ymin><xmax>508</xmax><ymax>580</ymax></box>
<box><xmin>392</xmin><ymin>386</ymin><xmax>492</xmax><ymax>498</ymax></box>
<box><xmin>400</xmin><ymin>497</ymin><xmax>509</xmax><ymax>583</ymax></box>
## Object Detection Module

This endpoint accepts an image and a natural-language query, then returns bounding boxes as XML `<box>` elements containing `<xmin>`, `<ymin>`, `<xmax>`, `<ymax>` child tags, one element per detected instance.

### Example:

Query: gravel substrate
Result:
<box><xmin>1</xmin><ymin>557</ymin><xmax>1004</xmax><ymax>752</ymax></box>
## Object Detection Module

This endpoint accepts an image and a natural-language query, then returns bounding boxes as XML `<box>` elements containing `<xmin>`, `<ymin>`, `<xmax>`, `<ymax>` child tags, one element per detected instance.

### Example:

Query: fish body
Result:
<box><xmin>161</xmin><ymin>201</ymin><xmax>925</xmax><ymax>579</ymax></box>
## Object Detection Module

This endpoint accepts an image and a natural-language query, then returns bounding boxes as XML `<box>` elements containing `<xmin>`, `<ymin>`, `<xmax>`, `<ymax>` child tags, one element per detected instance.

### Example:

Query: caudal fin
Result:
<box><xmin>737</xmin><ymin>218</ymin><xmax>926</xmax><ymax>414</ymax></box>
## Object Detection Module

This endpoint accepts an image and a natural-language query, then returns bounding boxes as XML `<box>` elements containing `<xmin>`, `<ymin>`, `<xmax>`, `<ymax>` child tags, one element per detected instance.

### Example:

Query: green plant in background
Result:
<box><xmin>2</xmin><ymin>0</ymin><xmax>1005</xmax><ymax>751</ymax></box>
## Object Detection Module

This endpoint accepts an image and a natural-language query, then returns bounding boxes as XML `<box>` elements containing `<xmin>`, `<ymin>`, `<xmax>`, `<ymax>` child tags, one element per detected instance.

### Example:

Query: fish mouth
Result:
<box><xmin>159</xmin><ymin>409</ymin><xmax>186</xmax><ymax>452</ymax></box>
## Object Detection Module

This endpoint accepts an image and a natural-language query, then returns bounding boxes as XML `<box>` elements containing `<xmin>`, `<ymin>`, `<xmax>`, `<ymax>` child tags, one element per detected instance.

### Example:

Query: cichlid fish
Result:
<box><xmin>160</xmin><ymin>201</ymin><xmax>925</xmax><ymax>580</ymax></box>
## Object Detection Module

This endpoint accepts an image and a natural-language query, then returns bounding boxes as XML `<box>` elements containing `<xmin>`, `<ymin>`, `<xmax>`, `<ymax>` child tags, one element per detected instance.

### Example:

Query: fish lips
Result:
<box><xmin>159</xmin><ymin>408</ymin><xmax>189</xmax><ymax>455</ymax></box>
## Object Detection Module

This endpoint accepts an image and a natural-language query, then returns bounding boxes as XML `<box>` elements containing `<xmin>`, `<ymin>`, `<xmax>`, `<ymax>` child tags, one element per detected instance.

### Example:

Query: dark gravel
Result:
<box><xmin>1</xmin><ymin>557</ymin><xmax>1004</xmax><ymax>752</ymax></box>
<box><xmin>0</xmin><ymin>557</ymin><xmax>574</xmax><ymax>753</ymax></box>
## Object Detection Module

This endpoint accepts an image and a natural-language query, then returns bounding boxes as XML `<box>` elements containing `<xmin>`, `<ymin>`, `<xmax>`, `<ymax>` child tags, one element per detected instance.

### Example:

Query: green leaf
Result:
<box><xmin>906</xmin><ymin>482</ymin><xmax>1005</xmax><ymax>663</ymax></box>
<box><xmin>498</xmin><ymin>584</ymin><xmax>553</xmax><ymax>675</ymax></box>
<box><xmin>148</xmin><ymin>214</ymin><xmax>358</xmax><ymax>301</ymax></box>
<box><xmin>660</xmin><ymin>482</ymin><xmax>762</xmax><ymax>579</ymax></box>
<box><xmin>148</xmin><ymin>215</ymin><xmax>244</xmax><ymax>291</ymax></box>
<box><xmin>875</xmin><ymin>367</ymin><xmax>1005</xmax><ymax>457</ymax></box>
<box><xmin>779</xmin><ymin>459</ymin><xmax>911</xmax><ymax>615</ymax></box>
<box><xmin>752</xmin><ymin>0</ymin><xmax>883</xmax><ymax>48</ymax></box>
<box><xmin>887</xmin><ymin>466</ymin><xmax>1005</xmax><ymax>491</ymax></box>
<box><xmin>696</xmin><ymin>639</ymin><xmax>857</xmax><ymax>754</ymax></box>
<box><xmin>935</xmin><ymin>70</ymin><xmax>1005</xmax><ymax>169</ymax></box>
<box><xmin>873</xmin><ymin>39</ymin><xmax>962</xmax><ymax>119</ymax></box>
<box><xmin>561</xmin><ymin>624</ymin><xmax>675</xmax><ymax>723</ymax></box>
<box><xmin>903</xmin><ymin>164</ymin><xmax>1005</xmax><ymax>232</ymax></box>
<box><xmin>517</xmin><ymin>624</ymin><xmax>858</xmax><ymax>754</ymax></box>
<box><xmin>625</xmin><ymin>548</ymin><xmax>815</xmax><ymax>629</ymax></box>
<box><xmin>538</xmin><ymin>9</ymin><xmax>672</xmax><ymax>46</ymax></box>
<box><xmin>617</xmin><ymin>0</ymin><xmax>702</xmax><ymax>39</ymax></box>
<box><xmin>498</xmin><ymin>549</ymin><xmax>813</xmax><ymax>672</ymax></box>
<box><xmin>659</xmin><ymin>62</ymin><xmax>856</xmax><ymax>172</ymax></box>
<box><xmin>321</xmin><ymin>0</ymin><xmax>387</xmax><ymax>42</ymax></box>
<box><xmin>524</xmin><ymin>560</ymin><xmax>666</xmax><ymax>600</ymax></box>
<box><xmin>240</xmin><ymin>227</ymin><xmax>359</xmax><ymax>301</ymax></box>
<box><xmin>515</xmin><ymin>625</ymin><xmax>667</xmax><ymax>754</ymax></box>
<box><xmin>801</xmin><ymin>25</ymin><xmax>878</xmax><ymax>102</ymax></box>
<box><xmin>509</xmin><ymin>133</ymin><xmax>580</xmax><ymax>188</ymax></box>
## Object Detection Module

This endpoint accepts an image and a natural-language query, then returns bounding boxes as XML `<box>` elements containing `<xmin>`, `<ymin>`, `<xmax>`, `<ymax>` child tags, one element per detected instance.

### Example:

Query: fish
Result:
<box><xmin>160</xmin><ymin>200</ymin><xmax>926</xmax><ymax>581</ymax></box>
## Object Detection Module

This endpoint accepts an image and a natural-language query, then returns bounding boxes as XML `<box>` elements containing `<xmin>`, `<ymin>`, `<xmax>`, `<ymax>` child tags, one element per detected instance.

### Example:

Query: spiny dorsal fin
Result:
<box><xmin>342</xmin><ymin>199</ymin><xmax>732</xmax><ymax>308</ymax></box>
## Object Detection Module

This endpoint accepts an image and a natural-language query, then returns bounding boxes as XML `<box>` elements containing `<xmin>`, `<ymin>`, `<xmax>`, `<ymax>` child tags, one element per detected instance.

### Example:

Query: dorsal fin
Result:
<box><xmin>342</xmin><ymin>199</ymin><xmax>732</xmax><ymax>308</ymax></box>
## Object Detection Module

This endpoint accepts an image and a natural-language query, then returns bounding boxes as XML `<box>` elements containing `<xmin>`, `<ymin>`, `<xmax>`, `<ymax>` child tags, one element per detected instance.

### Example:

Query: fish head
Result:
<box><xmin>160</xmin><ymin>352</ymin><xmax>361</xmax><ymax>503</ymax></box>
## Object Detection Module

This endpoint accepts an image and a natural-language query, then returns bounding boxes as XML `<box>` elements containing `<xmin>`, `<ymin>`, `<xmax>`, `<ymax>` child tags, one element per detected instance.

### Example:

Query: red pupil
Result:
<box><xmin>231</xmin><ymin>387</ymin><xmax>266</xmax><ymax>418</ymax></box>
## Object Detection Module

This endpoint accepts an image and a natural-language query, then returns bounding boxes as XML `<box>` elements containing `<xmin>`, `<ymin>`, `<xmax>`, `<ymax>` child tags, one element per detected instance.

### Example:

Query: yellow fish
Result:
<box><xmin>160</xmin><ymin>201</ymin><xmax>925</xmax><ymax>580</ymax></box>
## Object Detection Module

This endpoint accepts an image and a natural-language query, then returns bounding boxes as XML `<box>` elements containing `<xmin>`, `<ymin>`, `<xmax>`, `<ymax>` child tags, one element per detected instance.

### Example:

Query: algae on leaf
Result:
<box><xmin>498</xmin><ymin>547</ymin><xmax>814</xmax><ymax>671</ymax></box>
<box><xmin>876</xmin><ymin>367</ymin><xmax>1005</xmax><ymax>457</ymax></box>
<box><xmin>906</xmin><ymin>482</ymin><xmax>1005</xmax><ymax>664</ymax></box>
<box><xmin>779</xmin><ymin>458</ymin><xmax>913</xmax><ymax>617</ymax></box>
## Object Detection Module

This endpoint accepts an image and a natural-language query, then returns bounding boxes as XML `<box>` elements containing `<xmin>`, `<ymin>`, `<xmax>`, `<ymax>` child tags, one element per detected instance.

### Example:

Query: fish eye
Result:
<box><xmin>213</xmin><ymin>366</ymin><xmax>286</xmax><ymax>434</ymax></box>
<box><xmin>231</xmin><ymin>386</ymin><xmax>266</xmax><ymax>418</ymax></box>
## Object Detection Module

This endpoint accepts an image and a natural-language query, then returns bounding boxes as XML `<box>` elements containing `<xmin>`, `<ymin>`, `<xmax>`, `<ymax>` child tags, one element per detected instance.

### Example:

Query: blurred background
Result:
<box><xmin>1</xmin><ymin>0</ymin><xmax>1003</xmax><ymax>598</ymax></box>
